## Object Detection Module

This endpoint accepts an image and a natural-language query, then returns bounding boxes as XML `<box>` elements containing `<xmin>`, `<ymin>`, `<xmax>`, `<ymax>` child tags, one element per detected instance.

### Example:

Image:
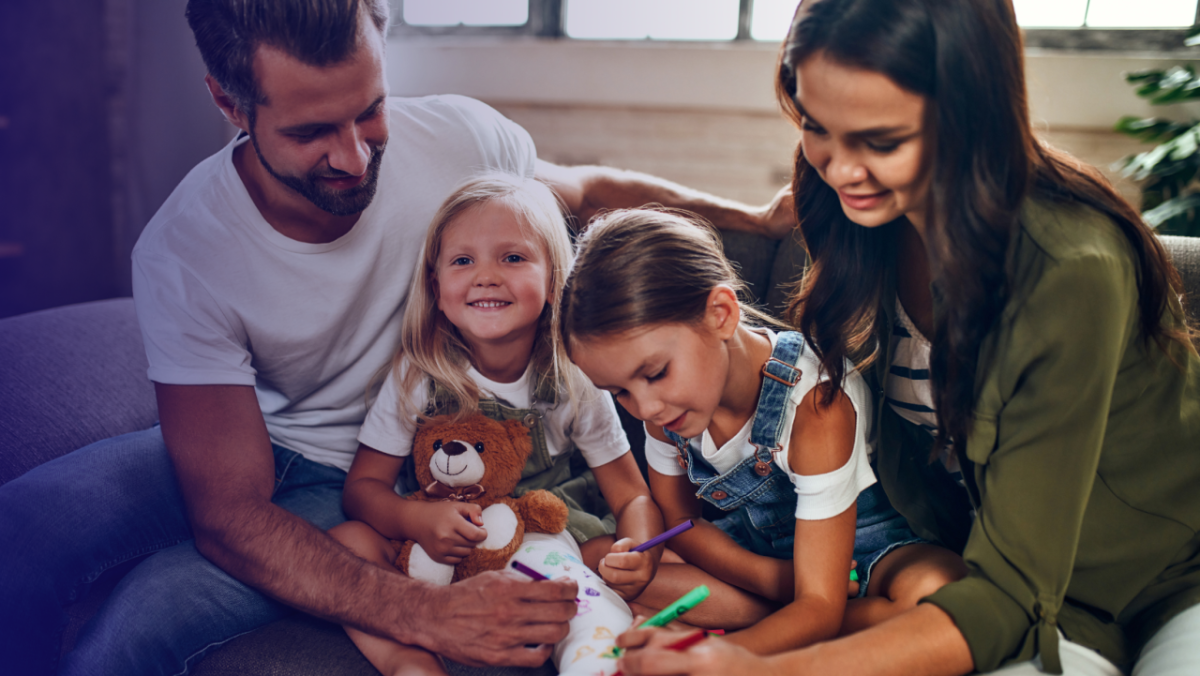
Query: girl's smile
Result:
<box><xmin>435</xmin><ymin>200</ymin><xmax>551</xmax><ymax>358</ymax></box>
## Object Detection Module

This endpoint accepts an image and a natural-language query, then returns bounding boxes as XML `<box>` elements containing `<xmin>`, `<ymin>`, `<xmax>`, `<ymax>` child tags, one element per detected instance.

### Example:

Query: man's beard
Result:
<box><xmin>249</xmin><ymin>133</ymin><xmax>386</xmax><ymax>217</ymax></box>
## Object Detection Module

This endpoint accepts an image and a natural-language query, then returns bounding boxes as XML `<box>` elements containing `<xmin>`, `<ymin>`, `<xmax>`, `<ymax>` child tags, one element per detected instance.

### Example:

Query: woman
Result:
<box><xmin>615</xmin><ymin>0</ymin><xmax>1200</xmax><ymax>674</ymax></box>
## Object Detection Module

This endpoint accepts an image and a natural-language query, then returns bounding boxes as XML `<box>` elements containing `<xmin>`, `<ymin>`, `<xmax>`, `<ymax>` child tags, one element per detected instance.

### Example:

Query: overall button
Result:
<box><xmin>522</xmin><ymin>413</ymin><xmax>539</xmax><ymax>428</ymax></box>
<box><xmin>710</xmin><ymin>490</ymin><xmax>728</xmax><ymax>500</ymax></box>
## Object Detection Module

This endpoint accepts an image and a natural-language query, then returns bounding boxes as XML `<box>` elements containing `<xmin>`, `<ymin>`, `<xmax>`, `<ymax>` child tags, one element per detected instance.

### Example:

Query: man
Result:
<box><xmin>0</xmin><ymin>1</ymin><xmax>792</xmax><ymax>674</ymax></box>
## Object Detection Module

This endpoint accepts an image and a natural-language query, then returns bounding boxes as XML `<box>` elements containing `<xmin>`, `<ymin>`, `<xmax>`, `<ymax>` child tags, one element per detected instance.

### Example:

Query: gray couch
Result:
<box><xmin>2</xmin><ymin>233</ymin><xmax>1196</xmax><ymax>674</ymax></box>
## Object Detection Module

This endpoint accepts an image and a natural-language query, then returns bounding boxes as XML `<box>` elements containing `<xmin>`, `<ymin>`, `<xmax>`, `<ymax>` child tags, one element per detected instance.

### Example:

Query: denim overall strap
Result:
<box><xmin>750</xmin><ymin>331</ymin><xmax>805</xmax><ymax>451</ymax></box>
<box><xmin>661</xmin><ymin>330</ymin><xmax>806</xmax><ymax>504</ymax></box>
<box><xmin>662</xmin><ymin>331</ymin><xmax>805</xmax><ymax>477</ymax></box>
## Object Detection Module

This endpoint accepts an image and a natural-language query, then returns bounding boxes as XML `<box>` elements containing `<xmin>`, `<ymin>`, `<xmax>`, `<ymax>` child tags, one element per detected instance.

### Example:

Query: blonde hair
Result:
<box><xmin>396</xmin><ymin>172</ymin><xmax>589</xmax><ymax>422</ymax></box>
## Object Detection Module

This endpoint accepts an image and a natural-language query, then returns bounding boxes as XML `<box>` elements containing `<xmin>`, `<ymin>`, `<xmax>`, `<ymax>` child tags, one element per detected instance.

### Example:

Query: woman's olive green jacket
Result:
<box><xmin>872</xmin><ymin>198</ymin><xmax>1200</xmax><ymax>673</ymax></box>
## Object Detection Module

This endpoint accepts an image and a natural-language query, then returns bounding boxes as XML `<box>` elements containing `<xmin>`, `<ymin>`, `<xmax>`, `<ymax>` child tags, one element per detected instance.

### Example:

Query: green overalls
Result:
<box><xmin>415</xmin><ymin>379</ymin><xmax>617</xmax><ymax>544</ymax></box>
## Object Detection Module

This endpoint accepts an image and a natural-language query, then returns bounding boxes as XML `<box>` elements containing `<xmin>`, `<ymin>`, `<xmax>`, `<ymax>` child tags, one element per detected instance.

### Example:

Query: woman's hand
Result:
<box><xmin>410</xmin><ymin>500</ymin><xmax>488</xmax><ymax>564</ymax></box>
<box><xmin>598</xmin><ymin>537</ymin><xmax>655</xmax><ymax>600</ymax></box>
<box><xmin>616</xmin><ymin>625</ymin><xmax>775</xmax><ymax>676</ymax></box>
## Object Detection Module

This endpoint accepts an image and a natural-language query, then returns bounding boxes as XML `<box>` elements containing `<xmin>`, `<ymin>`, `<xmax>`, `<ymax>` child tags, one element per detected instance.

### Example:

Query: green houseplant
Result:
<box><xmin>1114</xmin><ymin>31</ymin><xmax>1200</xmax><ymax>237</ymax></box>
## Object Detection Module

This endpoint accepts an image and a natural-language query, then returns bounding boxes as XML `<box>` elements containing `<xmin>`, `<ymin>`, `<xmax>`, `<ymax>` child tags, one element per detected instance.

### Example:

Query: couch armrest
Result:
<box><xmin>0</xmin><ymin>298</ymin><xmax>157</xmax><ymax>486</ymax></box>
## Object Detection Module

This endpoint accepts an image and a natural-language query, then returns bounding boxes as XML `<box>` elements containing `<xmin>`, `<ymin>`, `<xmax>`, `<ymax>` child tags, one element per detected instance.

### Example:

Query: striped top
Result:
<box><xmin>886</xmin><ymin>300</ymin><xmax>960</xmax><ymax>474</ymax></box>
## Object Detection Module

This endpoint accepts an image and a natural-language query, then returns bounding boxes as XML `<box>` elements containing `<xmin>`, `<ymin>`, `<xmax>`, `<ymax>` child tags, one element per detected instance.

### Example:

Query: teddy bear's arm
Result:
<box><xmin>513</xmin><ymin>490</ymin><xmax>569</xmax><ymax>535</ymax></box>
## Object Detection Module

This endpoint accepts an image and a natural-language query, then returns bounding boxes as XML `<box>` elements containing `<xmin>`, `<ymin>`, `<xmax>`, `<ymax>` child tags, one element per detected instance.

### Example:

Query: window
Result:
<box><xmin>395</xmin><ymin>0</ymin><xmax>1200</xmax><ymax>51</ymax></box>
<box><xmin>1014</xmin><ymin>0</ymin><xmax>1195</xmax><ymax>28</ymax></box>
<box><xmin>402</xmin><ymin>0</ymin><xmax>528</xmax><ymax>27</ymax></box>
<box><xmin>563</xmin><ymin>0</ymin><xmax>740</xmax><ymax>41</ymax></box>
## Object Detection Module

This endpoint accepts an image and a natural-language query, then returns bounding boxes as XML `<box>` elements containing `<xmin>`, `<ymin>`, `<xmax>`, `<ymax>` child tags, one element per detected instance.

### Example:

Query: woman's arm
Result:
<box><xmin>617</xmin><ymin>602</ymin><xmax>973</xmax><ymax>676</ymax></box>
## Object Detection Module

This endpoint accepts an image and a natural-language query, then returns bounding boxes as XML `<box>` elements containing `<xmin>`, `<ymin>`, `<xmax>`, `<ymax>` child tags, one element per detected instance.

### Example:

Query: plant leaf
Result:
<box><xmin>1142</xmin><ymin>193</ymin><xmax>1200</xmax><ymax>228</ymax></box>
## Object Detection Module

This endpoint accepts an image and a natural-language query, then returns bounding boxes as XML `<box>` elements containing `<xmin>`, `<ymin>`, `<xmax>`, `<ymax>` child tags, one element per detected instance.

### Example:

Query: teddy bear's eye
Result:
<box><xmin>474</xmin><ymin>442</ymin><xmax>485</xmax><ymax>453</ymax></box>
<box><xmin>433</xmin><ymin>440</ymin><xmax>442</xmax><ymax>450</ymax></box>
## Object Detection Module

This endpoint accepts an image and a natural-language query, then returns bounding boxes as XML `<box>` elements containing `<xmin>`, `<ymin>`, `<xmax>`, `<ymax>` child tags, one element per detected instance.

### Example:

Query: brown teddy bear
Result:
<box><xmin>393</xmin><ymin>413</ymin><xmax>569</xmax><ymax>584</ymax></box>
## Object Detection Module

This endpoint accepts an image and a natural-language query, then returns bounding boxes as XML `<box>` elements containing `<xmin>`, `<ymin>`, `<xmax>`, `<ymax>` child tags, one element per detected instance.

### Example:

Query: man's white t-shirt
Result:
<box><xmin>643</xmin><ymin>329</ymin><xmax>877</xmax><ymax>521</ymax></box>
<box><xmin>359</xmin><ymin>362</ymin><xmax>629</xmax><ymax>474</ymax></box>
<box><xmin>132</xmin><ymin>95</ymin><xmax>536</xmax><ymax>471</ymax></box>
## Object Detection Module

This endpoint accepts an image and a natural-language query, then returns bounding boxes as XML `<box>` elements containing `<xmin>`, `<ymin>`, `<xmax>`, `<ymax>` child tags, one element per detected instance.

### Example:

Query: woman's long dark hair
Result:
<box><xmin>778</xmin><ymin>0</ymin><xmax>1194</xmax><ymax>456</ymax></box>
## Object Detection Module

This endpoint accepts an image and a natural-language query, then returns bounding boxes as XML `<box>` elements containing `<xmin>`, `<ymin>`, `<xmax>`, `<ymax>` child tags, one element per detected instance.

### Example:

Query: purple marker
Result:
<box><xmin>631</xmin><ymin>519</ymin><xmax>694</xmax><ymax>553</ymax></box>
<box><xmin>510</xmin><ymin>560</ymin><xmax>549</xmax><ymax>580</ymax></box>
<box><xmin>511</xmin><ymin>561</ymin><xmax>581</xmax><ymax>604</ymax></box>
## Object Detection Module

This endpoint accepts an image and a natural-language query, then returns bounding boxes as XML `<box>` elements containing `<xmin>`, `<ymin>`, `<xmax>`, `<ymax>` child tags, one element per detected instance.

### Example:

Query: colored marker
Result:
<box><xmin>610</xmin><ymin>586</ymin><xmax>711</xmax><ymax>658</ymax></box>
<box><xmin>510</xmin><ymin>560</ymin><xmax>583</xmax><ymax>604</ymax></box>
<box><xmin>510</xmin><ymin>560</ymin><xmax>548</xmax><ymax>580</ymax></box>
<box><xmin>630</xmin><ymin>519</ymin><xmax>694</xmax><ymax>553</ymax></box>
<box><xmin>850</xmin><ymin>569</ymin><xmax>859</xmax><ymax>583</ymax></box>
<box><xmin>639</xmin><ymin>584</ymin><xmax>710</xmax><ymax>628</ymax></box>
<box><xmin>611</xmin><ymin>630</ymin><xmax>708</xmax><ymax>676</ymax></box>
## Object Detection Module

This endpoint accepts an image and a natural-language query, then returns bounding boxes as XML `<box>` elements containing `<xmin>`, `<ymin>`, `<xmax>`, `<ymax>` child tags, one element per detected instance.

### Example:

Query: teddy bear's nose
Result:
<box><xmin>442</xmin><ymin>440</ymin><xmax>469</xmax><ymax>456</ymax></box>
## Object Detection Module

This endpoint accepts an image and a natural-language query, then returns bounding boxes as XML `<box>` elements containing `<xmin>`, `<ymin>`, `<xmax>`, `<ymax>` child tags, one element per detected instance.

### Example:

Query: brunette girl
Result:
<box><xmin>562</xmin><ymin>209</ymin><xmax>965</xmax><ymax>655</ymax></box>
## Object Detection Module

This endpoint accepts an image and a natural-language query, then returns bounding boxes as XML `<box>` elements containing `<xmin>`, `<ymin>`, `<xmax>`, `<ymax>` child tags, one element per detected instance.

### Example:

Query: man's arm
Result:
<box><xmin>156</xmin><ymin>383</ymin><xmax>577</xmax><ymax>667</ymax></box>
<box><xmin>536</xmin><ymin>159</ymin><xmax>796</xmax><ymax>239</ymax></box>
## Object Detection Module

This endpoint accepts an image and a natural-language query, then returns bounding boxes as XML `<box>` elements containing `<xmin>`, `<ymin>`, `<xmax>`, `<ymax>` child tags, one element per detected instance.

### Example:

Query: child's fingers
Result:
<box><xmin>455</xmin><ymin>502</ymin><xmax>485</xmax><ymax>526</ymax></box>
<box><xmin>452</xmin><ymin>517</ymin><xmax>488</xmax><ymax>543</ymax></box>
<box><xmin>600</xmin><ymin>549</ymin><xmax>643</xmax><ymax>570</ymax></box>
<box><xmin>608</xmin><ymin>537</ymin><xmax>636</xmax><ymax>554</ymax></box>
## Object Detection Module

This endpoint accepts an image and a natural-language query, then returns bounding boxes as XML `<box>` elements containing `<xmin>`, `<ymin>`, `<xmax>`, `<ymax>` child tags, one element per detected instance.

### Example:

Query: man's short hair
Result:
<box><xmin>186</xmin><ymin>0</ymin><xmax>390</xmax><ymax>117</ymax></box>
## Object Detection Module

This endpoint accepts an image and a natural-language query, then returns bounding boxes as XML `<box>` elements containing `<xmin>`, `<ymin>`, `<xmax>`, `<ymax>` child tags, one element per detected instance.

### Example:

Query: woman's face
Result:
<box><xmin>795</xmin><ymin>51</ymin><xmax>931</xmax><ymax>231</ymax></box>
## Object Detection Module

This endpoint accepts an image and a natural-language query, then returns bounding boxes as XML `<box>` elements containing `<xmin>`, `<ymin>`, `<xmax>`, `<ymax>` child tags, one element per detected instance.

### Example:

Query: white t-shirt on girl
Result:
<box><xmin>643</xmin><ymin>329</ymin><xmax>876</xmax><ymax>521</ymax></box>
<box><xmin>359</xmin><ymin>361</ymin><xmax>630</xmax><ymax>477</ymax></box>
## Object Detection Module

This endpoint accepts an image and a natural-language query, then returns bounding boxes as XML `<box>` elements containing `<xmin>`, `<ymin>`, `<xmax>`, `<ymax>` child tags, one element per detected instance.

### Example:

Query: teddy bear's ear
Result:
<box><xmin>503</xmin><ymin>419</ymin><xmax>534</xmax><ymax>458</ymax></box>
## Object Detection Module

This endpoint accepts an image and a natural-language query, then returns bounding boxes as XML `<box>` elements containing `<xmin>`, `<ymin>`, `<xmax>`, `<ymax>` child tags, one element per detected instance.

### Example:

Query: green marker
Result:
<box><xmin>607</xmin><ymin>585</ymin><xmax>712</xmax><ymax>659</ymax></box>
<box><xmin>850</xmin><ymin>569</ymin><xmax>859</xmax><ymax>583</ymax></box>
<box><xmin>638</xmin><ymin>584</ymin><xmax>711</xmax><ymax>629</ymax></box>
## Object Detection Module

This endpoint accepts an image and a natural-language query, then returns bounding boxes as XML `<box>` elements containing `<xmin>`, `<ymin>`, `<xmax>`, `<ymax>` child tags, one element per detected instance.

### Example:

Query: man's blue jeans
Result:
<box><xmin>0</xmin><ymin>426</ymin><xmax>347</xmax><ymax>676</ymax></box>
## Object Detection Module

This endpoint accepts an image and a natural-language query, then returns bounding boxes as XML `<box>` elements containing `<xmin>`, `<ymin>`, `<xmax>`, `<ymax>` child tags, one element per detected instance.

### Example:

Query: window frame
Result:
<box><xmin>390</xmin><ymin>0</ymin><xmax>1200</xmax><ymax>53</ymax></box>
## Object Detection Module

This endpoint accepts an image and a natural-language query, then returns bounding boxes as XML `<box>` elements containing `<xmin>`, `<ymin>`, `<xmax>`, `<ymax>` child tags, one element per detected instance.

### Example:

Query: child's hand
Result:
<box><xmin>411</xmin><ymin>501</ymin><xmax>488</xmax><ymax>564</ymax></box>
<box><xmin>598</xmin><ymin>537</ymin><xmax>655</xmax><ymax>601</ymax></box>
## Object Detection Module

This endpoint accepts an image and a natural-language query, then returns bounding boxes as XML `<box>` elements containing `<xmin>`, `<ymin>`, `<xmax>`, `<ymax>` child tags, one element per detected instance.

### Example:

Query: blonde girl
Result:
<box><xmin>330</xmin><ymin>173</ymin><xmax>663</xmax><ymax>676</ymax></box>
<box><xmin>561</xmin><ymin>209</ymin><xmax>965</xmax><ymax>655</ymax></box>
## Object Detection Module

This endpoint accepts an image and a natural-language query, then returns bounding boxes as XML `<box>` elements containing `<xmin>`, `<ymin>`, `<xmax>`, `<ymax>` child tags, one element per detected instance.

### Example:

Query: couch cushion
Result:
<box><xmin>191</xmin><ymin>613</ymin><xmax>556</xmax><ymax>676</ymax></box>
<box><xmin>0</xmin><ymin>298</ymin><xmax>157</xmax><ymax>485</ymax></box>
<box><xmin>1161</xmin><ymin>235</ymin><xmax>1200</xmax><ymax>324</ymax></box>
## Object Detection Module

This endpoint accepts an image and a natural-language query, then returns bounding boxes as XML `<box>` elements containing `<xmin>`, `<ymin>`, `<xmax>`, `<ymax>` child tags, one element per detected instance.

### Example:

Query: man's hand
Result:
<box><xmin>411</xmin><ymin>570</ymin><xmax>580</xmax><ymax>667</ymax></box>
<box><xmin>751</xmin><ymin>185</ymin><xmax>797</xmax><ymax>240</ymax></box>
<box><xmin>410</xmin><ymin>501</ymin><xmax>488</xmax><ymax>564</ymax></box>
<box><xmin>598</xmin><ymin>538</ymin><xmax>655</xmax><ymax>601</ymax></box>
<box><xmin>536</xmin><ymin>161</ymin><xmax>797</xmax><ymax>238</ymax></box>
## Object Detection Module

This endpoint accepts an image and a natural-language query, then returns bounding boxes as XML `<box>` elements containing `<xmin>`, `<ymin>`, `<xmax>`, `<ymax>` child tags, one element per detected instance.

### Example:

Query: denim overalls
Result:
<box><xmin>664</xmin><ymin>331</ymin><xmax>923</xmax><ymax>595</ymax></box>
<box><xmin>404</xmin><ymin>378</ymin><xmax>615</xmax><ymax>544</ymax></box>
